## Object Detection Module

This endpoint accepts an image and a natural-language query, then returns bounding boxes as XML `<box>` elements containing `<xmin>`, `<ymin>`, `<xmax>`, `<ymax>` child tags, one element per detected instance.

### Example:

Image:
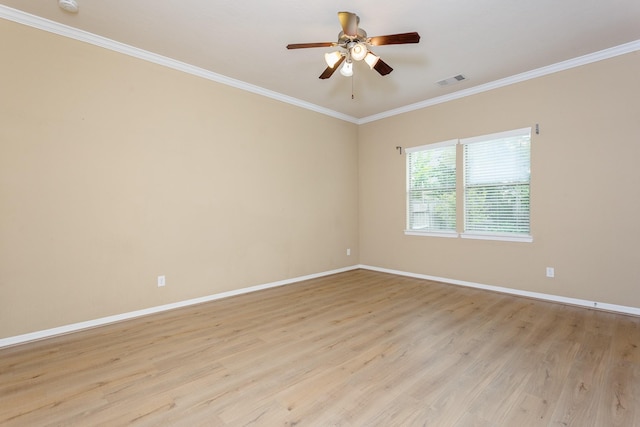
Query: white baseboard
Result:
<box><xmin>4</xmin><ymin>264</ymin><xmax>638</xmax><ymax>348</ymax></box>
<box><xmin>0</xmin><ymin>265</ymin><xmax>359</xmax><ymax>348</ymax></box>
<box><xmin>358</xmin><ymin>264</ymin><xmax>640</xmax><ymax>317</ymax></box>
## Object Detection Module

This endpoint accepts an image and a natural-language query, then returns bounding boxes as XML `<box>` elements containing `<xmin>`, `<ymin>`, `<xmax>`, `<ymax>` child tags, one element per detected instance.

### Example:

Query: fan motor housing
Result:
<box><xmin>338</xmin><ymin>28</ymin><xmax>368</xmax><ymax>46</ymax></box>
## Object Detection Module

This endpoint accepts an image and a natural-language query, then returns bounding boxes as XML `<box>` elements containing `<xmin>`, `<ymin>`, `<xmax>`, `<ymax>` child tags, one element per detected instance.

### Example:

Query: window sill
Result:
<box><xmin>404</xmin><ymin>230</ymin><xmax>459</xmax><ymax>238</ymax></box>
<box><xmin>404</xmin><ymin>230</ymin><xmax>533</xmax><ymax>242</ymax></box>
<box><xmin>461</xmin><ymin>232</ymin><xmax>533</xmax><ymax>243</ymax></box>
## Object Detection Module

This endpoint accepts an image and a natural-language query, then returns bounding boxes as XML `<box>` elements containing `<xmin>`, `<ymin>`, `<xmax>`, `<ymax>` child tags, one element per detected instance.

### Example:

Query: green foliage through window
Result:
<box><xmin>407</xmin><ymin>143</ymin><xmax>456</xmax><ymax>233</ymax></box>
<box><xmin>406</xmin><ymin>128</ymin><xmax>531</xmax><ymax>240</ymax></box>
<box><xmin>463</xmin><ymin>130</ymin><xmax>531</xmax><ymax>236</ymax></box>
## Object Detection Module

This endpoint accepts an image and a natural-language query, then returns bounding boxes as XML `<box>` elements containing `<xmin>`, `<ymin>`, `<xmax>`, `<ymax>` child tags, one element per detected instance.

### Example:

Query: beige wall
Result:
<box><xmin>0</xmin><ymin>20</ymin><xmax>359</xmax><ymax>338</ymax></box>
<box><xmin>2</xmin><ymin>17</ymin><xmax>639</xmax><ymax>340</ymax></box>
<box><xmin>359</xmin><ymin>51</ymin><xmax>640</xmax><ymax>308</ymax></box>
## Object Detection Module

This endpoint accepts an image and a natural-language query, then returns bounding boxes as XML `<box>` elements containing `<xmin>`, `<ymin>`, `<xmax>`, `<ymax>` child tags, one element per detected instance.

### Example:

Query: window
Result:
<box><xmin>405</xmin><ymin>140</ymin><xmax>457</xmax><ymax>236</ymax></box>
<box><xmin>461</xmin><ymin>128</ymin><xmax>531</xmax><ymax>241</ymax></box>
<box><xmin>405</xmin><ymin>127</ymin><xmax>532</xmax><ymax>242</ymax></box>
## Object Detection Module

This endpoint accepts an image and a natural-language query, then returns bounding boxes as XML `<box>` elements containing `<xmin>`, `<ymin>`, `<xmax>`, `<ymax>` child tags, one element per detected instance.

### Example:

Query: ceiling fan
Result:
<box><xmin>286</xmin><ymin>11</ymin><xmax>420</xmax><ymax>79</ymax></box>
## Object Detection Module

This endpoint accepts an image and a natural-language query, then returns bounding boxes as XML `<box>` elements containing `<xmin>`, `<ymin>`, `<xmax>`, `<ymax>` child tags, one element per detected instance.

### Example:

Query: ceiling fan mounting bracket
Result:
<box><xmin>337</xmin><ymin>29</ymin><xmax>369</xmax><ymax>47</ymax></box>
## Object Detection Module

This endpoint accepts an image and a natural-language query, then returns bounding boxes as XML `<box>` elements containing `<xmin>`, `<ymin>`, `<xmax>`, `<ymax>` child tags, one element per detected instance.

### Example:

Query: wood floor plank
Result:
<box><xmin>549</xmin><ymin>331</ymin><xmax>613</xmax><ymax>425</ymax></box>
<box><xmin>1</xmin><ymin>269</ymin><xmax>639</xmax><ymax>426</ymax></box>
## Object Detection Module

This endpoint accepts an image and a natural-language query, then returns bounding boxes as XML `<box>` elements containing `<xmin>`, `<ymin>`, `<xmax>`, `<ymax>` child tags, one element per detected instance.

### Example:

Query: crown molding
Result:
<box><xmin>358</xmin><ymin>40</ymin><xmax>640</xmax><ymax>124</ymax></box>
<box><xmin>0</xmin><ymin>5</ymin><xmax>359</xmax><ymax>124</ymax></box>
<box><xmin>1</xmin><ymin>5</ymin><xmax>638</xmax><ymax>126</ymax></box>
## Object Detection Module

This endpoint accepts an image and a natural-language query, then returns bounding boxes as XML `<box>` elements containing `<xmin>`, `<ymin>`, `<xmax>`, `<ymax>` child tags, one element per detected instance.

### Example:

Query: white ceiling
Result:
<box><xmin>2</xmin><ymin>0</ymin><xmax>640</xmax><ymax>121</ymax></box>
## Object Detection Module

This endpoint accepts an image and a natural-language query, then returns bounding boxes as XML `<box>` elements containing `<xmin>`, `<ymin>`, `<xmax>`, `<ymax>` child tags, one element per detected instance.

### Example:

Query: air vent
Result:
<box><xmin>436</xmin><ymin>74</ymin><xmax>467</xmax><ymax>87</ymax></box>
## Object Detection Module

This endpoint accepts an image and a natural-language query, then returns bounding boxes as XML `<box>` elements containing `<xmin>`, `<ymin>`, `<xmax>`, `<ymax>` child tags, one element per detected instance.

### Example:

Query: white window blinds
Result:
<box><xmin>406</xmin><ymin>140</ymin><xmax>457</xmax><ymax>235</ymax></box>
<box><xmin>461</xmin><ymin>128</ymin><xmax>531</xmax><ymax>240</ymax></box>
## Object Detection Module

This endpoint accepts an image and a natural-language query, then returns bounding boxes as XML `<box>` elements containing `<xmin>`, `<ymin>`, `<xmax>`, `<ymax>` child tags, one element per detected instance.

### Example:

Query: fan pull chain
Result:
<box><xmin>351</xmin><ymin>74</ymin><xmax>355</xmax><ymax>100</ymax></box>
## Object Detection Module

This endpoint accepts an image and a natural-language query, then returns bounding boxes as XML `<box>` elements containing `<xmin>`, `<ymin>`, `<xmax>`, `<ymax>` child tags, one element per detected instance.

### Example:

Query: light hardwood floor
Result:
<box><xmin>1</xmin><ymin>269</ymin><xmax>639</xmax><ymax>426</ymax></box>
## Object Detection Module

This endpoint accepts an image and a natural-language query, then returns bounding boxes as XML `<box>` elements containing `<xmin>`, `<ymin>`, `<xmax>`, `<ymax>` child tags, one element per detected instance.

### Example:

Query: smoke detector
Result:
<box><xmin>58</xmin><ymin>0</ymin><xmax>79</xmax><ymax>13</ymax></box>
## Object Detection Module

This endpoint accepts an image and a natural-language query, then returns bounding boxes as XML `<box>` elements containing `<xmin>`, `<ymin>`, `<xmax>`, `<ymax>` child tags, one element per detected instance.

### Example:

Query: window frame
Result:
<box><xmin>404</xmin><ymin>127</ymin><xmax>533</xmax><ymax>243</ymax></box>
<box><xmin>460</xmin><ymin>127</ymin><xmax>532</xmax><ymax>242</ymax></box>
<box><xmin>404</xmin><ymin>139</ymin><xmax>459</xmax><ymax>238</ymax></box>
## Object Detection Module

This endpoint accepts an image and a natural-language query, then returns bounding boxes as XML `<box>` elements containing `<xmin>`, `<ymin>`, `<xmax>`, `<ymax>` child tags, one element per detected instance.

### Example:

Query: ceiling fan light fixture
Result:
<box><xmin>287</xmin><ymin>11</ymin><xmax>420</xmax><ymax>80</ymax></box>
<box><xmin>340</xmin><ymin>60</ymin><xmax>353</xmax><ymax>77</ymax></box>
<box><xmin>350</xmin><ymin>42</ymin><xmax>368</xmax><ymax>61</ymax></box>
<box><xmin>324</xmin><ymin>51</ymin><xmax>343</xmax><ymax>68</ymax></box>
<box><xmin>364</xmin><ymin>52</ymin><xmax>380</xmax><ymax>69</ymax></box>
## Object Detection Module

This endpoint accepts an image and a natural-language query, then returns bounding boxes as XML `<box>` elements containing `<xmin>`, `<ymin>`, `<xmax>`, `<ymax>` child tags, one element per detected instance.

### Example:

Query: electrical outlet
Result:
<box><xmin>546</xmin><ymin>267</ymin><xmax>555</xmax><ymax>278</ymax></box>
<box><xmin>347</xmin><ymin>248</ymin><xmax>351</xmax><ymax>256</ymax></box>
<box><xmin>157</xmin><ymin>275</ymin><xmax>166</xmax><ymax>287</ymax></box>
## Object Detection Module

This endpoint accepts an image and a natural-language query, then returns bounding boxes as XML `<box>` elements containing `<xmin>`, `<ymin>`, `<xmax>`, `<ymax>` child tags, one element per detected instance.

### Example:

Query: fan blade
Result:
<box><xmin>369</xmin><ymin>32</ymin><xmax>421</xmax><ymax>46</ymax></box>
<box><xmin>373</xmin><ymin>58</ymin><xmax>393</xmax><ymax>76</ymax></box>
<box><xmin>338</xmin><ymin>11</ymin><xmax>359</xmax><ymax>36</ymax></box>
<box><xmin>319</xmin><ymin>56</ymin><xmax>346</xmax><ymax>79</ymax></box>
<box><xmin>287</xmin><ymin>42</ymin><xmax>335</xmax><ymax>49</ymax></box>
